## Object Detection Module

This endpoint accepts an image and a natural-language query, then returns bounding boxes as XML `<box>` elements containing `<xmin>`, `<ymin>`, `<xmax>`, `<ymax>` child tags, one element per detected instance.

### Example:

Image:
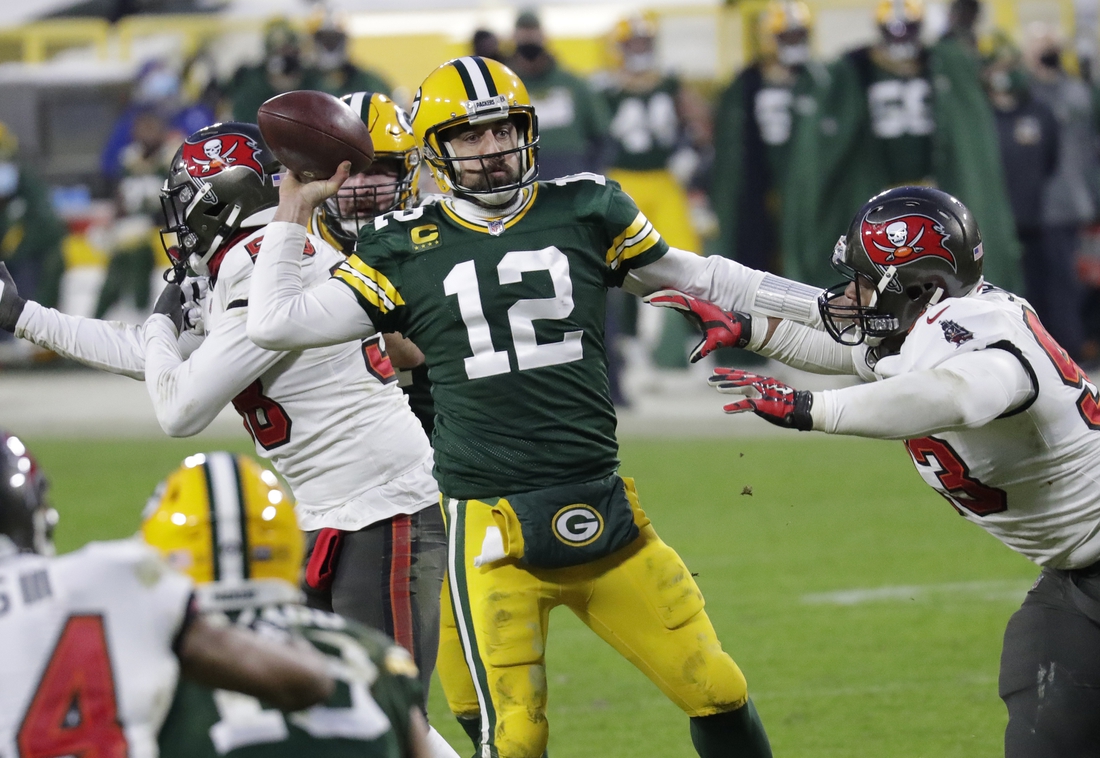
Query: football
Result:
<box><xmin>257</xmin><ymin>90</ymin><xmax>374</xmax><ymax>181</ymax></box>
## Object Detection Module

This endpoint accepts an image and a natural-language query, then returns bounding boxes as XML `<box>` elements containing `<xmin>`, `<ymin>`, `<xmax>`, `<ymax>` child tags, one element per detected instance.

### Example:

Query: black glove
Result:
<box><xmin>153</xmin><ymin>284</ymin><xmax>185</xmax><ymax>336</ymax></box>
<box><xmin>0</xmin><ymin>262</ymin><xmax>26</xmax><ymax>333</ymax></box>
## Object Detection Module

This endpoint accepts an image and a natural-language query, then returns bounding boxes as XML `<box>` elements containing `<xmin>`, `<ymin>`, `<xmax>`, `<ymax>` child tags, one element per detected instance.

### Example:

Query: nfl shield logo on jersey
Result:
<box><xmin>488</xmin><ymin>220</ymin><xmax>505</xmax><ymax>236</ymax></box>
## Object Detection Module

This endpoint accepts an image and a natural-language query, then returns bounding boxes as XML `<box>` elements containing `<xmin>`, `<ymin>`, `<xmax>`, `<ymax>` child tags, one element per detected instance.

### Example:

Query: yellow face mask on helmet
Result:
<box><xmin>142</xmin><ymin>452</ymin><xmax>303</xmax><ymax>590</ymax></box>
<box><xmin>321</xmin><ymin>91</ymin><xmax>421</xmax><ymax>249</ymax></box>
<box><xmin>410</xmin><ymin>56</ymin><xmax>539</xmax><ymax>202</ymax></box>
<box><xmin>757</xmin><ymin>1</ymin><xmax>813</xmax><ymax>63</ymax></box>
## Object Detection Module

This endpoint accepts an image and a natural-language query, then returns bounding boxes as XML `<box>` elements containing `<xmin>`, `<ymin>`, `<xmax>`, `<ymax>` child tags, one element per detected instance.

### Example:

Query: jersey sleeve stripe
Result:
<box><xmin>606</xmin><ymin>213</ymin><xmax>661</xmax><ymax>270</ymax></box>
<box><xmin>346</xmin><ymin>257</ymin><xmax>405</xmax><ymax>306</ymax></box>
<box><xmin>334</xmin><ymin>265</ymin><xmax>403</xmax><ymax>314</ymax></box>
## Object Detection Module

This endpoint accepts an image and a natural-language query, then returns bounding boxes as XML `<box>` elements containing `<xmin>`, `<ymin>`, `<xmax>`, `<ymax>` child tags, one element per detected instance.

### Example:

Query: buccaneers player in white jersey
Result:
<box><xmin>0</xmin><ymin>431</ymin><xmax>334</xmax><ymax>758</ymax></box>
<box><xmin>653</xmin><ymin>186</ymin><xmax>1100</xmax><ymax>757</ymax></box>
<box><xmin>0</xmin><ymin>122</ymin><xmax>448</xmax><ymax>708</ymax></box>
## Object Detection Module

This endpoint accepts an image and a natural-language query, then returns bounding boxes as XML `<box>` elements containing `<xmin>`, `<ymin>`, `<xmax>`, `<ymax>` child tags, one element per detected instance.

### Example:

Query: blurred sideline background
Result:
<box><xmin>0</xmin><ymin>0</ymin><xmax>1086</xmax><ymax>426</ymax></box>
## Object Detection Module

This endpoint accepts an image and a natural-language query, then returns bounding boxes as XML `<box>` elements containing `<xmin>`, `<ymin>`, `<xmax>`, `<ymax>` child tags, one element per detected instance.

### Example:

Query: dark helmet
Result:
<box><xmin>160</xmin><ymin>122</ymin><xmax>282</xmax><ymax>280</ymax></box>
<box><xmin>320</xmin><ymin>91</ymin><xmax>420</xmax><ymax>251</ymax></box>
<box><xmin>0</xmin><ymin>432</ymin><xmax>57</xmax><ymax>555</ymax></box>
<box><xmin>819</xmin><ymin>186</ymin><xmax>984</xmax><ymax>346</ymax></box>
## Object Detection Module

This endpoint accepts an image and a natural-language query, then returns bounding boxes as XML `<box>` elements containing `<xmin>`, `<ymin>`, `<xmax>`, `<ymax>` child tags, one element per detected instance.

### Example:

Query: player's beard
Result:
<box><xmin>455</xmin><ymin>155</ymin><xmax>522</xmax><ymax>207</ymax></box>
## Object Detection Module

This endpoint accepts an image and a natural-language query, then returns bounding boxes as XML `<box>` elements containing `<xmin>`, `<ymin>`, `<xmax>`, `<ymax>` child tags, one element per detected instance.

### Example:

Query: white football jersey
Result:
<box><xmin>0</xmin><ymin>538</ymin><xmax>192</xmax><ymax>758</ymax></box>
<box><xmin>872</xmin><ymin>285</ymin><xmax>1100</xmax><ymax>569</ymax></box>
<box><xmin>204</xmin><ymin>229</ymin><xmax>436</xmax><ymax>531</ymax></box>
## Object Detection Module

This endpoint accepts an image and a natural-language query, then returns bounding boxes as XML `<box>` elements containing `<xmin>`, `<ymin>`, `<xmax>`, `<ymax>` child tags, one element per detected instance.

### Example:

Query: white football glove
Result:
<box><xmin>180</xmin><ymin>276</ymin><xmax>208</xmax><ymax>335</ymax></box>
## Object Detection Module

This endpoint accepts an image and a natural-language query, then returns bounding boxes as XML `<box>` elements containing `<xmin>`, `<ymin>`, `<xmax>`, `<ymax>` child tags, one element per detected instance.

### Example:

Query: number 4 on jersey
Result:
<box><xmin>18</xmin><ymin>615</ymin><xmax>128</xmax><ymax>758</ymax></box>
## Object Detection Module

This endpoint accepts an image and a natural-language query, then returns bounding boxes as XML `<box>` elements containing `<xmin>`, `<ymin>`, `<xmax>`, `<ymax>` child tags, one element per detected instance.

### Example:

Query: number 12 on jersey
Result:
<box><xmin>444</xmin><ymin>246</ymin><xmax>584</xmax><ymax>380</ymax></box>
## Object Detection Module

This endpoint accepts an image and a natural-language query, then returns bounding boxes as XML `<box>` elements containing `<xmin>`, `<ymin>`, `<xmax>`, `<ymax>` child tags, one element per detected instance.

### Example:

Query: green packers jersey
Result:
<box><xmin>867</xmin><ymin>62</ymin><xmax>934</xmax><ymax>185</ymax></box>
<box><xmin>157</xmin><ymin>604</ymin><xmax>422</xmax><ymax>758</ymax></box>
<box><xmin>603</xmin><ymin>76</ymin><xmax>682</xmax><ymax>171</ymax></box>
<box><xmin>335</xmin><ymin>175</ymin><xmax>668</xmax><ymax>499</ymax></box>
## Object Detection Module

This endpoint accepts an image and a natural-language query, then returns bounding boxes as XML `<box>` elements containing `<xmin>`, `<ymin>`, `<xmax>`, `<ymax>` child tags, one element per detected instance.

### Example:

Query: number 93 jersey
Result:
<box><xmin>874</xmin><ymin>285</ymin><xmax>1100</xmax><ymax>569</ymax></box>
<box><xmin>0</xmin><ymin>539</ymin><xmax>193</xmax><ymax>758</ymax></box>
<box><xmin>156</xmin><ymin>603</ymin><xmax>423</xmax><ymax>758</ymax></box>
<box><xmin>333</xmin><ymin>175</ymin><xmax>669</xmax><ymax>500</ymax></box>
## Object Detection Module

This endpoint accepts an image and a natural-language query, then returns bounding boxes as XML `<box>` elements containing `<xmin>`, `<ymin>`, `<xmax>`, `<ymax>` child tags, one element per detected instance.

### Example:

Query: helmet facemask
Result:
<box><xmin>323</xmin><ymin>155</ymin><xmax>418</xmax><ymax>246</ymax></box>
<box><xmin>820</xmin><ymin>236</ymin><xmax>904</xmax><ymax>346</ymax></box>
<box><xmin>159</xmin><ymin>123</ymin><xmax>281</xmax><ymax>282</ymax></box>
<box><xmin>423</xmin><ymin>105</ymin><xmax>539</xmax><ymax>207</ymax></box>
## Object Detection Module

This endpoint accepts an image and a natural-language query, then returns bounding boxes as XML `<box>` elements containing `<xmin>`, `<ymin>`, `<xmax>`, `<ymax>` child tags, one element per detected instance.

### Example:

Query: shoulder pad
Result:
<box><xmin>879</xmin><ymin>294</ymin><xmax>1024</xmax><ymax>377</ymax></box>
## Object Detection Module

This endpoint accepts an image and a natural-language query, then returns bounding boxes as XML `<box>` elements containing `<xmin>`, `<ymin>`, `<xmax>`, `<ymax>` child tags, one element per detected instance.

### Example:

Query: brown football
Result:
<box><xmin>257</xmin><ymin>90</ymin><xmax>374</xmax><ymax>181</ymax></box>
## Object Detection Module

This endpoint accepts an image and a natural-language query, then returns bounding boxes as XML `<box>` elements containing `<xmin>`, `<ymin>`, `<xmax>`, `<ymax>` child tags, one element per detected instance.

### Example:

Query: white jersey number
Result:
<box><xmin>867</xmin><ymin>78</ymin><xmax>933</xmax><ymax>139</ymax></box>
<box><xmin>610</xmin><ymin>92</ymin><xmax>679</xmax><ymax>154</ymax></box>
<box><xmin>209</xmin><ymin>629</ymin><xmax>391</xmax><ymax>754</ymax></box>
<box><xmin>444</xmin><ymin>247</ymin><xmax>584</xmax><ymax>380</ymax></box>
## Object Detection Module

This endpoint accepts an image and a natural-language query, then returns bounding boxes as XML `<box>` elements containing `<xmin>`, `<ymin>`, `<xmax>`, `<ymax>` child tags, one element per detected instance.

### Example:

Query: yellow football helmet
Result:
<box><xmin>758</xmin><ymin>1</ymin><xmax>813</xmax><ymax>63</ymax></box>
<box><xmin>321</xmin><ymin>91</ymin><xmax>421</xmax><ymax>249</ymax></box>
<box><xmin>142</xmin><ymin>452</ymin><xmax>303</xmax><ymax>588</ymax></box>
<box><xmin>609</xmin><ymin>12</ymin><xmax>659</xmax><ymax>73</ymax></box>
<box><xmin>876</xmin><ymin>0</ymin><xmax>924</xmax><ymax>26</ymax></box>
<box><xmin>410</xmin><ymin>56</ymin><xmax>538</xmax><ymax>202</ymax></box>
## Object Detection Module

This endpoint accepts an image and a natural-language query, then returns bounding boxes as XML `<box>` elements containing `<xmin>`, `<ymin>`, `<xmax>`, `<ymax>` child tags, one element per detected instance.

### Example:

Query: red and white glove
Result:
<box><xmin>643</xmin><ymin>290</ymin><xmax>752</xmax><ymax>363</ymax></box>
<box><xmin>709</xmin><ymin>368</ymin><xmax>814</xmax><ymax>431</ymax></box>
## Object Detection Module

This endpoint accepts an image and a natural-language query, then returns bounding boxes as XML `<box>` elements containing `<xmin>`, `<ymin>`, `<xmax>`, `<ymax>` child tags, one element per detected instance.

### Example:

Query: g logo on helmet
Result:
<box><xmin>861</xmin><ymin>213</ymin><xmax>956</xmax><ymax>269</ymax></box>
<box><xmin>181</xmin><ymin>133</ymin><xmax>264</xmax><ymax>180</ymax></box>
<box><xmin>552</xmin><ymin>504</ymin><xmax>604</xmax><ymax>547</ymax></box>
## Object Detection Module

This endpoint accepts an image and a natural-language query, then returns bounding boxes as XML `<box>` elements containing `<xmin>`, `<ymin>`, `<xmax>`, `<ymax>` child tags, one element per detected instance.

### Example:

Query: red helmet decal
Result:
<box><xmin>181</xmin><ymin>133</ymin><xmax>264</xmax><ymax>180</ymax></box>
<box><xmin>861</xmin><ymin>214</ymin><xmax>956</xmax><ymax>270</ymax></box>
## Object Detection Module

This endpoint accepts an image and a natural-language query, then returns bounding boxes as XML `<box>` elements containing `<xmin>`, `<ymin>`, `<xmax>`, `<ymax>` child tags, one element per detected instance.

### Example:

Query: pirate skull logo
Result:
<box><xmin>861</xmin><ymin>213</ymin><xmax>956</xmax><ymax>270</ymax></box>
<box><xmin>181</xmin><ymin>133</ymin><xmax>265</xmax><ymax>180</ymax></box>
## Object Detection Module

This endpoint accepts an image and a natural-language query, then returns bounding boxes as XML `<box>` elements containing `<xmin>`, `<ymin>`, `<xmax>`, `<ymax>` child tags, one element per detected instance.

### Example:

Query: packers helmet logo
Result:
<box><xmin>552</xmin><ymin>504</ymin><xmax>604</xmax><ymax>546</ymax></box>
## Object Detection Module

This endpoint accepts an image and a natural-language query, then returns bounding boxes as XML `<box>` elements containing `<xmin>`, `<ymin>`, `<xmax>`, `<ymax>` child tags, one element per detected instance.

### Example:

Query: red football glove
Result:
<box><xmin>643</xmin><ymin>290</ymin><xmax>752</xmax><ymax>363</ymax></box>
<box><xmin>708</xmin><ymin>368</ymin><xmax>815</xmax><ymax>431</ymax></box>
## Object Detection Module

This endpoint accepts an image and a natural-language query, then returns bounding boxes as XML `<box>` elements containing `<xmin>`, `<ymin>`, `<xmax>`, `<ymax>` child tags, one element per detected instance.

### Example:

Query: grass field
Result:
<box><xmin>24</xmin><ymin>433</ymin><xmax>1036</xmax><ymax>758</ymax></box>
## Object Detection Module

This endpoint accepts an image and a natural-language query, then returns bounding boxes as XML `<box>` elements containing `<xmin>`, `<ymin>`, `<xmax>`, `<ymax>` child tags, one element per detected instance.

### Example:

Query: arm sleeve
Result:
<box><xmin>142</xmin><ymin>310</ymin><xmax>287</xmax><ymax>437</ymax></box>
<box><xmin>754</xmin><ymin>319</ymin><xmax>859</xmax><ymax>375</ymax></box>
<box><xmin>623</xmin><ymin>247</ymin><xmax>825</xmax><ymax>326</ymax></box>
<box><xmin>812</xmin><ymin>347</ymin><xmax>1035</xmax><ymax>439</ymax></box>
<box><xmin>15</xmin><ymin>301</ymin><xmax>201</xmax><ymax>380</ymax></box>
<box><xmin>247</xmin><ymin>221</ymin><xmax>376</xmax><ymax>350</ymax></box>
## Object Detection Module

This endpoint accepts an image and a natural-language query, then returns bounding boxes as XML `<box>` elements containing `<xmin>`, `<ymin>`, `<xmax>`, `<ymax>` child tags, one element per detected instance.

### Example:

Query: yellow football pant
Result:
<box><xmin>437</xmin><ymin>494</ymin><xmax>749</xmax><ymax>758</ymax></box>
<box><xmin>606</xmin><ymin>168</ymin><xmax>700</xmax><ymax>252</ymax></box>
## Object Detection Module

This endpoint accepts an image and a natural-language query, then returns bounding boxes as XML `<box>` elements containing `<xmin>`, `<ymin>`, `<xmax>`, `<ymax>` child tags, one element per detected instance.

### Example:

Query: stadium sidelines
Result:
<box><xmin>0</xmin><ymin>360</ymin><xmax>859</xmax><ymax>438</ymax></box>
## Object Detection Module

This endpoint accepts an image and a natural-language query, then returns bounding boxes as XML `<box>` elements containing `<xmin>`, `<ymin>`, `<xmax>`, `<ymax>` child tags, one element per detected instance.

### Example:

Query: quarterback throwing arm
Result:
<box><xmin>248</xmin><ymin>180</ymin><xmax>822</xmax><ymax>354</ymax></box>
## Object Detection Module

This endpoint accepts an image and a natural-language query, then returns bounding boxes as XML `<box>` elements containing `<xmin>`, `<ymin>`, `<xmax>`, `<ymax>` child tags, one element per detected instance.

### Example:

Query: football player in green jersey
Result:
<box><xmin>309</xmin><ymin>90</ymin><xmax>436</xmax><ymax>437</ymax></box>
<box><xmin>247</xmin><ymin>56</ymin><xmax>826</xmax><ymax>758</ymax></box>
<box><xmin>144</xmin><ymin>451</ymin><xmax>441</xmax><ymax>758</ymax></box>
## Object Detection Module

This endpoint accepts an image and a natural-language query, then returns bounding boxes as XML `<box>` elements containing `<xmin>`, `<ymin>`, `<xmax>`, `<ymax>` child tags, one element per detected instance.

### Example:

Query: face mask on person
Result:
<box><xmin>515</xmin><ymin>43</ymin><xmax>544</xmax><ymax>62</ymax></box>
<box><xmin>623</xmin><ymin>51</ymin><xmax>656</xmax><ymax>73</ymax></box>
<box><xmin>1039</xmin><ymin>50</ymin><xmax>1061</xmax><ymax>70</ymax></box>
<box><xmin>267</xmin><ymin>52</ymin><xmax>301</xmax><ymax>78</ymax></box>
<box><xmin>0</xmin><ymin>162</ymin><xmax>18</xmax><ymax>199</ymax></box>
<box><xmin>777</xmin><ymin>43</ymin><xmax>810</xmax><ymax>67</ymax></box>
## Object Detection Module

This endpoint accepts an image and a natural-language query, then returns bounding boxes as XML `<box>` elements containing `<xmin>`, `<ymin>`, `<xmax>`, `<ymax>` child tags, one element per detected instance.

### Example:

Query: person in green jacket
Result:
<box><xmin>0</xmin><ymin>122</ymin><xmax>65</xmax><ymax>312</ymax></box>
<box><xmin>309</xmin><ymin>15</ymin><xmax>392</xmax><ymax>99</ymax></box>
<box><xmin>781</xmin><ymin>0</ymin><xmax>1021</xmax><ymax>291</ymax></box>
<box><xmin>506</xmin><ymin>11</ymin><xmax>610</xmax><ymax>179</ymax></box>
<box><xmin>225</xmin><ymin>18</ymin><xmax>317</xmax><ymax>123</ymax></box>
<box><xmin>711</xmin><ymin>0</ymin><xmax>821</xmax><ymax>274</ymax></box>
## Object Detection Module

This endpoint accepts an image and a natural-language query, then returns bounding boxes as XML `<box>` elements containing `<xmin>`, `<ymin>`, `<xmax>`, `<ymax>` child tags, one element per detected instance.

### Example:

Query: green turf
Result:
<box><xmin>23</xmin><ymin>434</ymin><xmax>1035</xmax><ymax>757</ymax></box>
